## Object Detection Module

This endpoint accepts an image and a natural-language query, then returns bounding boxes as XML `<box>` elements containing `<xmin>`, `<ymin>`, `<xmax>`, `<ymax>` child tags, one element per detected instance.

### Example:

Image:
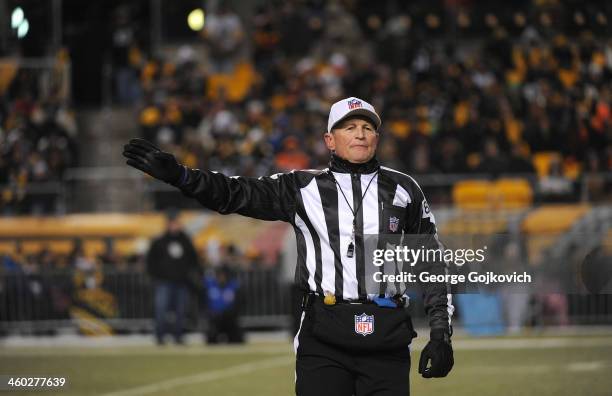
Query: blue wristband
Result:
<box><xmin>176</xmin><ymin>166</ymin><xmax>188</xmax><ymax>187</ymax></box>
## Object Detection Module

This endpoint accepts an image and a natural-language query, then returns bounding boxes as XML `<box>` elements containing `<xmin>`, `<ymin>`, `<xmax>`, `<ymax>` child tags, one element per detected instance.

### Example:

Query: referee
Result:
<box><xmin>123</xmin><ymin>97</ymin><xmax>454</xmax><ymax>395</ymax></box>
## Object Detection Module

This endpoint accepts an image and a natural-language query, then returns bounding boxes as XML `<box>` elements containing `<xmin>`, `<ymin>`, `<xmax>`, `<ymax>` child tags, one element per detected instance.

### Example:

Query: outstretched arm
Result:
<box><xmin>123</xmin><ymin>138</ymin><xmax>297</xmax><ymax>223</ymax></box>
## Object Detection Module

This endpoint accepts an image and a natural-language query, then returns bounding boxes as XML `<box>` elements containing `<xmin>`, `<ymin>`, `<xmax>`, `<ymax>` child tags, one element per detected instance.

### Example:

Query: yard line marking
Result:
<box><xmin>566</xmin><ymin>361</ymin><xmax>605</xmax><ymax>371</ymax></box>
<box><xmin>457</xmin><ymin>360</ymin><xmax>611</xmax><ymax>374</ymax></box>
<box><xmin>465</xmin><ymin>364</ymin><xmax>553</xmax><ymax>374</ymax></box>
<box><xmin>450</xmin><ymin>337</ymin><xmax>612</xmax><ymax>350</ymax></box>
<box><xmin>98</xmin><ymin>355</ymin><xmax>293</xmax><ymax>396</ymax></box>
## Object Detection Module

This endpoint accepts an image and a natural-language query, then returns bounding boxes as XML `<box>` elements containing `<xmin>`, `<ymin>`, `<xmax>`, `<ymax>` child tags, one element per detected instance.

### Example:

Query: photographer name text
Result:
<box><xmin>372</xmin><ymin>271</ymin><xmax>532</xmax><ymax>285</ymax></box>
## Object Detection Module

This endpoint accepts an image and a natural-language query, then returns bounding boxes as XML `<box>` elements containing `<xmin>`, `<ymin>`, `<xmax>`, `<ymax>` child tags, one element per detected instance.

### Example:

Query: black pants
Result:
<box><xmin>294</xmin><ymin>306</ymin><xmax>411</xmax><ymax>396</ymax></box>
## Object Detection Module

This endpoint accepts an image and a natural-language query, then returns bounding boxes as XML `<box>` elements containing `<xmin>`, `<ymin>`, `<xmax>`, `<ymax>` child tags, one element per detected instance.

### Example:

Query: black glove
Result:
<box><xmin>418</xmin><ymin>328</ymin><xmax>454</xmax><ymax>378</ymax></box>
<box><xmin>123</xmin><ymin>138</ymin><xmax>184</xmax><ymax>185</ymax></box>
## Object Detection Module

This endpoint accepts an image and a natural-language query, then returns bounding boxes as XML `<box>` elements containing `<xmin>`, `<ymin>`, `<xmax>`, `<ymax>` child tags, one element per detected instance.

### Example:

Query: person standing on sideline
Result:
<box><xmin>202</xmin><ymin>265</ymin><xmax>244</xmax><ymax>344</ymax></box>
<box><xmin>146</xmin><ymin>209</ymin><xmax>200</xmax><ymax>345</ymax></box>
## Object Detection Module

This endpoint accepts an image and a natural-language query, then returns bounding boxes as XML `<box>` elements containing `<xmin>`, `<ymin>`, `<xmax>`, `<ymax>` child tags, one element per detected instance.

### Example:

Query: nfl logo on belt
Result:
<box><xmin>389</xmin><ymin>216</ymin><xmax>399</xmax><ymax>232</ymax></box>
<box><xmin>354</xmin><ymin>313</ymin><xmax>374</xmax><ymax>336</ymax></box>
<box><xmin>347</xmin><ymin>98</ymin><xmax>362</xmax><ymax>109</ymax></box>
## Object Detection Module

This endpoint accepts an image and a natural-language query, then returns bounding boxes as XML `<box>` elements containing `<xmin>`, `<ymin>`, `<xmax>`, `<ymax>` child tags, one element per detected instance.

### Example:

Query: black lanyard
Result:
<box><xmin>328</xmin><ymin>170</ymin><xmax>379</xmax><ymax>258</ymax></box>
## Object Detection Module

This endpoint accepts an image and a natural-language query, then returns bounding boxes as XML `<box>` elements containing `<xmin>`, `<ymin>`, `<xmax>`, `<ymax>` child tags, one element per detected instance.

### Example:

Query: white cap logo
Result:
<box><xmin>347</xmin><ymin>98</ymin><xmax>363</xmax><ymax>109</ymax></box>
<box><xmin>327</xmin><ymin>97</ymin><xmax>382</xmax><ymax>133</ymax></box>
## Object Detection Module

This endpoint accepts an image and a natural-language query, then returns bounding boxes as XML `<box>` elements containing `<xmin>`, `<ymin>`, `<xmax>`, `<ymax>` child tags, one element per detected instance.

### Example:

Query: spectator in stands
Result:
<box><xmin>98</xmin><ymin>237</ymin><xmax>121</xmax><ymax>270</ymax></box>
<box><xmin>539</xmin><ymin>157</ymin><xmax>576</xmax><ymax>202</ymax></box>
<box><xmin>1</xmin><ymin>55</ymin><xmax>78</xmax><ymax>215</ymax></box>
<box><xmin>111</xmin><ymin>4</ymin><xmax>143</xmax><ymax>104</ymax></box>
<box><xmin>202</xmin><ymin>5</ymin><xmax>245</xmax><ymax>73</ymax></box>
<box><xmin>274</xmin><ymin>136</ymin><xmax>311</xmax><ymax>172</ymax></box>
<box><xmin>146</xmin><ymin>209</ymin><xmax>200</xmax><ymax>345</ymax></box>
<box><xmin>1</xmin><ymin>243</ymin><xmax>24</xmax><ymax>273</ymax></box>
<box><xmin>125</xmin><ymin>1</ymin><xmax>611</xmax><ymax>208</ymax></box>
<box><xmin>507</xmin><ymin>143</ymin><xmax>536</xmax><ymax>175</ymax></box>
<box><xmin>476</xmin><ymin>138</ymin><xmax>510</xmax><ymax>177</ymax></box>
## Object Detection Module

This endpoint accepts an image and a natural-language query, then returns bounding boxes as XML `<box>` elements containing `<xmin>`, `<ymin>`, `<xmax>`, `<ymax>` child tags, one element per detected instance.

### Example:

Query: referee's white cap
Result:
<box><xmin>327</xmin><ymin>97</ymin><xmax>382</xmax><ymax>133</ymax></box>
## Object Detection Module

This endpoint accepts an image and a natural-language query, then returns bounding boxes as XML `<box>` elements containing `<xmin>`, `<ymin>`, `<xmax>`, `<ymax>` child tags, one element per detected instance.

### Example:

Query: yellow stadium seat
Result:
<box><xmin>495</xmin><ymin>178</ymin><xmax>533</xmax><ymax>208</ymax></box>
<box><xmin>453</xmin><ymin>178</ymin><xmax>534</xmax><ymax>210</ymax></box>
<box><xmin>452</xmin><ymin>180</ymin><xmax>493</xmax><ymax>210</ymax></box>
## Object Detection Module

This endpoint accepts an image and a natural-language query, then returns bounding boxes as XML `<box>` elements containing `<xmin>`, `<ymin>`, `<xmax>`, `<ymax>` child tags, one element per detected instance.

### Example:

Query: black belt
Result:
<box><xmin>301</xmin><ymin>292</ymin><xmax>404</xmax><ymax>309</ymax></box>
<box><xmin>301</xmin><ymin>292</ymin><xmax>371</xmax><ymax>308</ymax></box>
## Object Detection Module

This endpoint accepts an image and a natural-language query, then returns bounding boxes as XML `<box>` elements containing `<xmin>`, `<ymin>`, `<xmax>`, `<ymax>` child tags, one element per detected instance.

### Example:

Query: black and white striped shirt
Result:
<box><xmin>178</xmin><ymin>154</ymin><xmax>453</xmax><ymax>330</ymax></box>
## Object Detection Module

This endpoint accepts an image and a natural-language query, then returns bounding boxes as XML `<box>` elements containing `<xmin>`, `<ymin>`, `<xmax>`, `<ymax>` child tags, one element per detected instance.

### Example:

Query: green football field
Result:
<box><xmin>1</xmin><ymin>334</ymin><xmax>611</xmax><ymax>396</ymax></box>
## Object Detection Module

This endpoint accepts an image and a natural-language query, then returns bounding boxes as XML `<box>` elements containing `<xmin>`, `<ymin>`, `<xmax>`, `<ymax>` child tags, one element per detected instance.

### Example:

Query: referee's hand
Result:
<box><xmin>418</xmin><ymin>328</ymin><xmax>454</xmax><ymax>378</ymax></box>
<box><xmin>123</xmin><ymin>138</ymin><xmax>185</xmax><ymax>185</ymax></box>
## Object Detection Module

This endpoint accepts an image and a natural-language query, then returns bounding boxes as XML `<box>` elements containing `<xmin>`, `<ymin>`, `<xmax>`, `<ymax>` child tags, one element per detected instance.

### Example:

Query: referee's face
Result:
<box><xmin>325</xmin><ymin>116</ymin><xmax>379</xmax><ymax>164</ymax></box>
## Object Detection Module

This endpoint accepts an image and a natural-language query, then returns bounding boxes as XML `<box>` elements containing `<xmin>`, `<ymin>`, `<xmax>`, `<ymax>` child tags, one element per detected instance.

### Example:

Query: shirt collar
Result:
<box><xmin>329</xmin><ymin>153</ymin><xmax>380</xmax><ymax>174</ymax></box>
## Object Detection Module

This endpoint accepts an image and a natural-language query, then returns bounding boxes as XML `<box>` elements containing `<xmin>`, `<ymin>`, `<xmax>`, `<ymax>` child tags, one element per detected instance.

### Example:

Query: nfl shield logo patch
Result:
<box><xmin>347</xmin><ymin>98</ymin><xmax>362</xmax><ymax>109</ymax></box>
<box><xmin>354</xmin><ymin>313</ymin><xmax>374</xmax><ymax>336</ymax></box>
<box><xmin>389</xmin><ymin>216</ymin><xmax>399</xmax><ymax>232</ymax></box>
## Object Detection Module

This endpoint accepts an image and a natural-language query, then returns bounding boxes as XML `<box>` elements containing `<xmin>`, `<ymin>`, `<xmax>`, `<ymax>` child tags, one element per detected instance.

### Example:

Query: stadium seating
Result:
<box><xmin>452</xmin><ymin>178</ymin><xmax>534</xmax><ymax>210</ymax></box>
<box><xmin>495</xmin><ymin>178</ymin><xmax>534</xmax><ymax>208</ymax></box>
<box><xmin>452</xmin><ymin>180</ymin><xmax>492</xmax><ymax>210</ymax></box>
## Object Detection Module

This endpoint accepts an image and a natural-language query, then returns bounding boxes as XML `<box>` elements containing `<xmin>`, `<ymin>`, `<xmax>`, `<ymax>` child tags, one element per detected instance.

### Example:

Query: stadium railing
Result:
<box><xmin>1</xmin><ymin>267</ymin><xmax>611</xmax><ymax>336</ymax></box>
<box><xmin>0</xmin><ymin>268</ymin><xmax>292</xmax><ymax>335</ymax></box>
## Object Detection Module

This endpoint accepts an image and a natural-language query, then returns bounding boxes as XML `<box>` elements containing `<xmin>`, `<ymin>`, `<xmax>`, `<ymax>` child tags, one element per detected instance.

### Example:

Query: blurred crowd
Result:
<box><xmin>132</xmin><ymin>0</ymin><xmax>611</xmax><ymax>189</ymax></box>
<box><xmin>0</xmin><ymin>49</ymin><xmax>78</xmax><ymax>215</ymax></box>
<box><xmin>2</xmin><ymin>1</ymin><xmax>611</xmax><ymax>217</ymax></box>
<box><xmin>0</xmin><ymin>227</ymin><xmax>270</xmax><ymax>336</ymax></box>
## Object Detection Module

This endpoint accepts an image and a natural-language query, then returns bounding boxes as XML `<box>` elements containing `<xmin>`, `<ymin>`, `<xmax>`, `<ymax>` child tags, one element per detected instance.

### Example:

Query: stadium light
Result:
<box><xmin>11</xmin><ymin>7</ymin><xmax>29</xmax><ymax>39</ymax></box>
<box><xmin>17</xmin><ymin>19</ymin><xmax>29</xmax><ymax>38</ymax></box>
<box><xmin>187</xmin><ymin>8</ymin><xmax>205</xmax><ymax>31</ymax></box>
<box><xmin>11</xmin><ymin>7</ymin><xmax>24</xmax><ymax>29</ymax></box>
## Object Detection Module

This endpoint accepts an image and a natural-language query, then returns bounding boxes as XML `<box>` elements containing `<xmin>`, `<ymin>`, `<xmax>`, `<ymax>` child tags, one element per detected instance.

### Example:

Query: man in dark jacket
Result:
<box><xmin>125</xmin><ymin>97</ymin><xmax>453</xmax><ymax>394</ymax></box>
<box><xmin>146</xmin><ymin>209</ymin><xmax>199</xmax><ymax>345</ymax></box>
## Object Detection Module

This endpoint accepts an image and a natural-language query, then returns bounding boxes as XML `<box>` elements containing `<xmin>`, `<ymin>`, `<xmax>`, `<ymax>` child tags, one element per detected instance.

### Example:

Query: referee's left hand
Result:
<box><xmin>418</xmin><ymin>328</ymin><xmax>454</xmax><ymax>378</ymax></box>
